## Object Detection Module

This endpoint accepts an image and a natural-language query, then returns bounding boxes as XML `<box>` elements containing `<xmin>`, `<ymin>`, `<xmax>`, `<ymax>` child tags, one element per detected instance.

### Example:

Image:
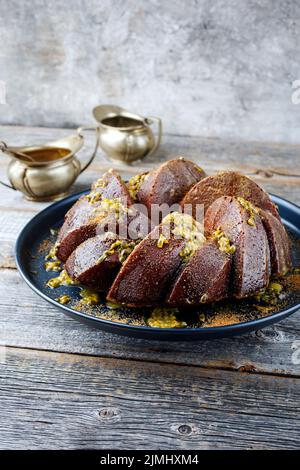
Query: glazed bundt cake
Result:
<box><xmin>54</xmin><ymin>158</ymin><xmax>292</xmax><ymax>307</ymax></box>
<box><xmin>57</xmin><ymin>169</ymin><xmax>148</xmax><ymax>261</ymax></box>
<box><xmin>166</xmin><ymin>241</ymin><xmax>232</xmax><ymax>306</ymax></box>
<box><xmin>107</xmin><ymin>213</ymin><xmax>206</xmax><ymax>307</ymax></box>
<box><xmin>204</xmin><ymin>196</ymin><xmax>270</xmax><ymax>298</ymax></box>
<box><xmin>181</xmin><ymin>171</ymin><xmax>281</xmax><ymax>219</ymax></box>
<box><xmin>136</xmin><ymin>157</ymin><xmax>206</xmax><ymax>210</ymax></box>
<box><xmin>65</xmin><ymin>233</ymin><xmax>137</xmax><ymax>292</ymax></box>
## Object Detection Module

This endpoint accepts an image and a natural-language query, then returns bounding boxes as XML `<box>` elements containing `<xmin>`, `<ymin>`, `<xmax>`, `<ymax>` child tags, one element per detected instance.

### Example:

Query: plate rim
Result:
<box><xmin>15</xmin><ymin>190</ymin><xmax>300</xmax><ymax>339</ymax></box>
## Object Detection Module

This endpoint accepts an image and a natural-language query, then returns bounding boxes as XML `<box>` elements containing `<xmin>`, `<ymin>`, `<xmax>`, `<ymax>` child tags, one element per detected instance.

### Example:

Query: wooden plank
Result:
<box><xmin>0</xmin><ymin>175</ymin><xmax>298</xmax><ymax>270</ymax></box>
<box><xmin>0</xmin><ymin>125</ymin><xmax>300</xmax><ymax>207</ymax></box>
<box><xmin>1</xmin><ymin>124</ymin><xmax>300</xmax><ymax>174</ymax></box>
<box><xmin>1</xmin><ymin>125</ymin><xmax>299</xmax><ymax>450</ymax></box>
<box><xmin>0</xmin><ymin>346</ymin><xmax>299</xmax><ymax>450</ymax></box>
<box><xmin>0</xmin><ymin>166</ymin><xmax>299</xmax><ymax>227</ymax></box>
<box><xmin>0</xmin><ymin>177</ymin><xmax>297</xmax><ymax>263</ymax></box>
<box><xmin>1</xmin><ymin>168</ymin><xmax>299</xmax><ymax>213</ymax></box>
<box><xmin>0</xmin><ymin>172</ymin><xmax>299</xmax><ymax>221</ymax></box>
<box><xmin>0</xmin><ymin>125</ymin><xmax>299</xmax><ymax>376</ymax></box>
<box><xmin>1</xmin><ymin>268</ymin><xmax>300</xmax><ymax>377</ymax></box>
<box><xmin>0</xmin><ymin>210</ymin><xmax>36</xmax><ymax>268</ymax></box>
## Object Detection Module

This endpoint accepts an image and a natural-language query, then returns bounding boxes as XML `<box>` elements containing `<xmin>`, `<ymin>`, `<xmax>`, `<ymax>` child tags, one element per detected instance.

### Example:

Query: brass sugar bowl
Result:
<box><xmin>0</xmin><ymin>126</ymin><xmax>100</xmax><ymax>201</ymax></box>
<box><xmin>93</xmin><ymin>105</ymin><xmax>162</xmax><ymax>163</ymax></box>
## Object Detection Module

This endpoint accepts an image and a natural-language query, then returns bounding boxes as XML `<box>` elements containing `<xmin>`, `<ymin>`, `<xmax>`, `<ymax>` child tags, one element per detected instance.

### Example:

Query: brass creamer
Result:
<box><xmin>93</xmin><ymin>105</ymin><xmax>162</xmax><ymax>163</ymax></box>
<box><xmin>0</xmin><ymin>126</ymin><xmax>100</xmax><ymax>201</ymax></box>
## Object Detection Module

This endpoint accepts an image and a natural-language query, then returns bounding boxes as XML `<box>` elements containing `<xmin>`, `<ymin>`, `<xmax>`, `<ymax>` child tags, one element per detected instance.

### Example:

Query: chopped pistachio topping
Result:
<box><xmin>212</xmin><ymin>228</ymin><xmax>236</xmax><ymax>254</ymax></box>
<box><xmin>98</xmin><ymin>240</ymin><xmax>122</xmax><ymax>263</ymax></box>
<box><xmin>98</xmin><ymin>239</ymin><xmax>138</xmax><ymax>265</ymax></box>
<box><xmin>254</xmin><ymin>281</ymin><xmax>284</xmax><ymax>305</ymax></box>
<box><xmin>86</xmin><ymin>179</ymin><xmax>108</xmax><ymax>204</ymax></box>
<box><xmin>127</xmin><ymin>173</ymin><xmax>148</xmax><ymax>200</ymax></box>
<box><xmin>198</xmin><ymin>313</ymin><xmax>206</xmax><ymax>323</ymax></box>
<box><xmin>94</xmin><ymin>178</ymin><xmax>108</xmax><ymax>190</ymax></box>
<box><xmin>162</xmin><ymin>212</ymin><xmax>205</xmax><ymax>262</ymax></box>
<box><xmin>92</xmin><ymin>197</ymin><xmax>129</xmax><ymax>221</ymax></box>
<box><xmin>106</xmin><ymin>300</ymin><xmax>122</xmax><ymax>310</ymax></box>
<box><xmin>45</xmin><ymin>241</ymin><xmax>60</xmax><ymax>260</ymax></box>
<box><xmin>80</xmin><ymin>289</ymin><xmax>100</xmax><ymax>305</ymax></box>
<box><xmin>194</xmin><ymin>164</ymin><xmax>203</xmax><ymax>173</ymax></box>
<box><xmin>56</xmin><ymin>295</ymin><xmax>71</xmax><ymax>305</ymax></box>
<box><xmin>255</xmin><ymin>305</ymin><xmax>275</xmax><ymax>314</ymax></box>
<box><xmin>47</xmin><ymin>270</ymin><xmax>75</xmax><ymax>288</ymax></box>
<box><xmin>119</xmin><ymin>241</ymin><xmax>137</xmax><ymax>263</ymax></box>
<box><xmin>157</xmin><ymin>233</ymin><xmax>169</xmax><ymax>248</ymax></box>
<box><xmin>44</xmin><ymin>260</ymin><xmax>62</xmax><ymax>272</ymax></box>
<box><xmin>237</xmin><ymin>197</ymin><xmax>259</xmax><ymax>227</ymax></box>
<box><xmin>87</xmin><ymin>191</ymin><xmax>103</xmax><ymax>204</ymax></box>
<box><xmin>50</xmin><ymin>227</ymin><xmax>59</xmax><ymax>236</ymax></box>
<box><xmin>147</xmin><ymin>307</ymin><xmax>187</xmax><ymax>328</ymax></box>
<box><xmin>200</xmin><ymin>293</ymin><xmax>208</xmax><ymax>304</ymax></box>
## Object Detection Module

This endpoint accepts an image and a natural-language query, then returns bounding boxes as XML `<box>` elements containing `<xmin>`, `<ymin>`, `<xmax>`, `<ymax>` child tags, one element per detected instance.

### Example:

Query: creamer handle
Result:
<box><xmin>0</xmin><ymin>141</ymin><xmax>16</xmax><ymax>190</ymax></box>
<box><xmin>146</xmin><ymin>117</ymin><xmax>162</xmax><ymax>156</ymax></box>
<box><xmin>76</xmin><ymin>126</ymin><xmax>100</xmax><ymax>174</ymax></box>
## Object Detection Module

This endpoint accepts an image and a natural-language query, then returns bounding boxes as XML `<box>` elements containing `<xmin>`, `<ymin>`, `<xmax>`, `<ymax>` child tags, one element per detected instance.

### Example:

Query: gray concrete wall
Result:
<box><xmin>0</xmin><ymin>0</ymin><xmax>300</xmax><ymax>143</ymax></box>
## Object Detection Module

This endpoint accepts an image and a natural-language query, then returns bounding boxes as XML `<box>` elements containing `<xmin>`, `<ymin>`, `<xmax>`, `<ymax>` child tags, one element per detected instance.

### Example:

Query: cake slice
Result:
<box><xmin>205</xmin><ymin>196</ymin><xmax>270</xmax><ymax>298</ymax></box>
<box><xmin>57</xmin><ymin>170</ymin><xmax>138</xmax><ymax>262</ymax></box>
<box><xmin>259</xmin><ymin>210</ymin><xmax>291</xmax><ymax>275</ymax></box>
<box><xmin>107</xmin><ymin>212</ymin><xmax>206</xmax><ymax>307</ymax></box>
<box><xmin>65</xmin><ymin>233</ymin><xmax>137</xmax><ymax>292</ymax></box>
<box><xmin>137</xmin><ymin>157</ymin><xmax>206</xmax><ymax>212</ymax></box>
<box><xmin>167</xmin><ymin>241</ymin><xmax>232</xmax><ymax>306</ymax></box>
<box><xmin>181</xmin><ymin>171</ymin><xmax>280</xmax><ymax>219</ymax></box>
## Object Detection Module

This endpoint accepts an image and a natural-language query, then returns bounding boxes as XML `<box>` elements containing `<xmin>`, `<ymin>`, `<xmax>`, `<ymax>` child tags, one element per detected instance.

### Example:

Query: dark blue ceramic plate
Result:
<box><xmin>15</xmin><ymin>191</ymin><xmax>300</xmax><ymax>340</ymax></box>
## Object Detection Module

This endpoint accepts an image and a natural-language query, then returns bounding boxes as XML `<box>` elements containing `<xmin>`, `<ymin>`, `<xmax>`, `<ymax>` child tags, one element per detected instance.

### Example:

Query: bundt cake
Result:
<box><xmin>166</xmin><ymin>241</ymin><xmax>232</xmax><ymax>306</ymax></box>
<box><xmin>65</xmin><ymin>233</ymin><xmax>137</xmax><ymax>292</ymax></box>
<box><xmin>205</xmin><ymin>196</ymin><xmax>270</xmax><ymax>298</ymax></box>
<box><xmin>50</xmin><ymin>158</ymin><xmax>292</xmax><ymax>308</ymax></box>
<box><xmin>107</xmin><ymin>213</ymin><xmax>206</xmax><ymax>307</ymax></box>
<box><xmin>136</xmin><ymin>157</ymin><xmax>206</xmax><ymax>210</ymax></box>
<box><xmin>259</xmin><ymin>209</ymin><xmax>292</xmax><ymax>275</ymax></box>
<box><xmin>181</xmin><ymin>171</ymin><xmax>280</xmax><ymax>219</ymax></box>
<box><xmin>57</xmin><ymin>169</ymin><xmax>148</xmax><ymax>261</ymax></box>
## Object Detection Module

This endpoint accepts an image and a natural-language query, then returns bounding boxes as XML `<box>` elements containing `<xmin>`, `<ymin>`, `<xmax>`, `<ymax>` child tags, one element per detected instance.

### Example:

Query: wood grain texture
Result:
<box><xmin>0</xmin><ymin>125</ymin><xmax>299</xmax><ymax>268</ymax></box>
<box><xmin>0</xmin><ymin>125</ymin><xmax>300</xmax><ymax>203</ymax></box>
<box><xmin>0</xmin><ymin>347</ymin><xmax>300</xmax><ymax>450</ymax></box>
<box><xmin>0</xmin><ymin>125</ymin><xmax>300</xmax><ymax>450</ymax></box>
<box><xmin>0</xmin><ymin>268</ymin><xmax>300</xmax><ymax>377</ymax></box>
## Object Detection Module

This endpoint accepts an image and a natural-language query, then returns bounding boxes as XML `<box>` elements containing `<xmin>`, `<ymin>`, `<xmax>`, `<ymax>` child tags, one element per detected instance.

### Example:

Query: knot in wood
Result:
<box><xmin>98</xmin><ymin>407</ymin><xmax>117</xmax><ymax>420</ymax></box>
<box><xmin>177</xmin><ymin>424</ymin><xmax>192</xmax><ymax>435</ymax></box>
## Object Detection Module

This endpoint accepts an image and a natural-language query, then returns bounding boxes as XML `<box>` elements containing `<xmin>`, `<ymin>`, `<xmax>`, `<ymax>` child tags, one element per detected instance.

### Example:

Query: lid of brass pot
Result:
<box><xmin>93</xmin><ymin>105</ymin><xmax>162</xmax><ymax>164</ymax></box>
<box><xmin>0</xmin><ymin>126</ymin><xmax>100</xmax><ymax>201</ymax></box>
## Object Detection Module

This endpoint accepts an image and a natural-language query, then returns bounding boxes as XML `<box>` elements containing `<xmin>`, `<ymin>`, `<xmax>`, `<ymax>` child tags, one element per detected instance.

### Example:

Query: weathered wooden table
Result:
<box><xmin>0</xmin><ymin>125</ymin><xmax>300</xmax><ymax>450</ymax></box>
